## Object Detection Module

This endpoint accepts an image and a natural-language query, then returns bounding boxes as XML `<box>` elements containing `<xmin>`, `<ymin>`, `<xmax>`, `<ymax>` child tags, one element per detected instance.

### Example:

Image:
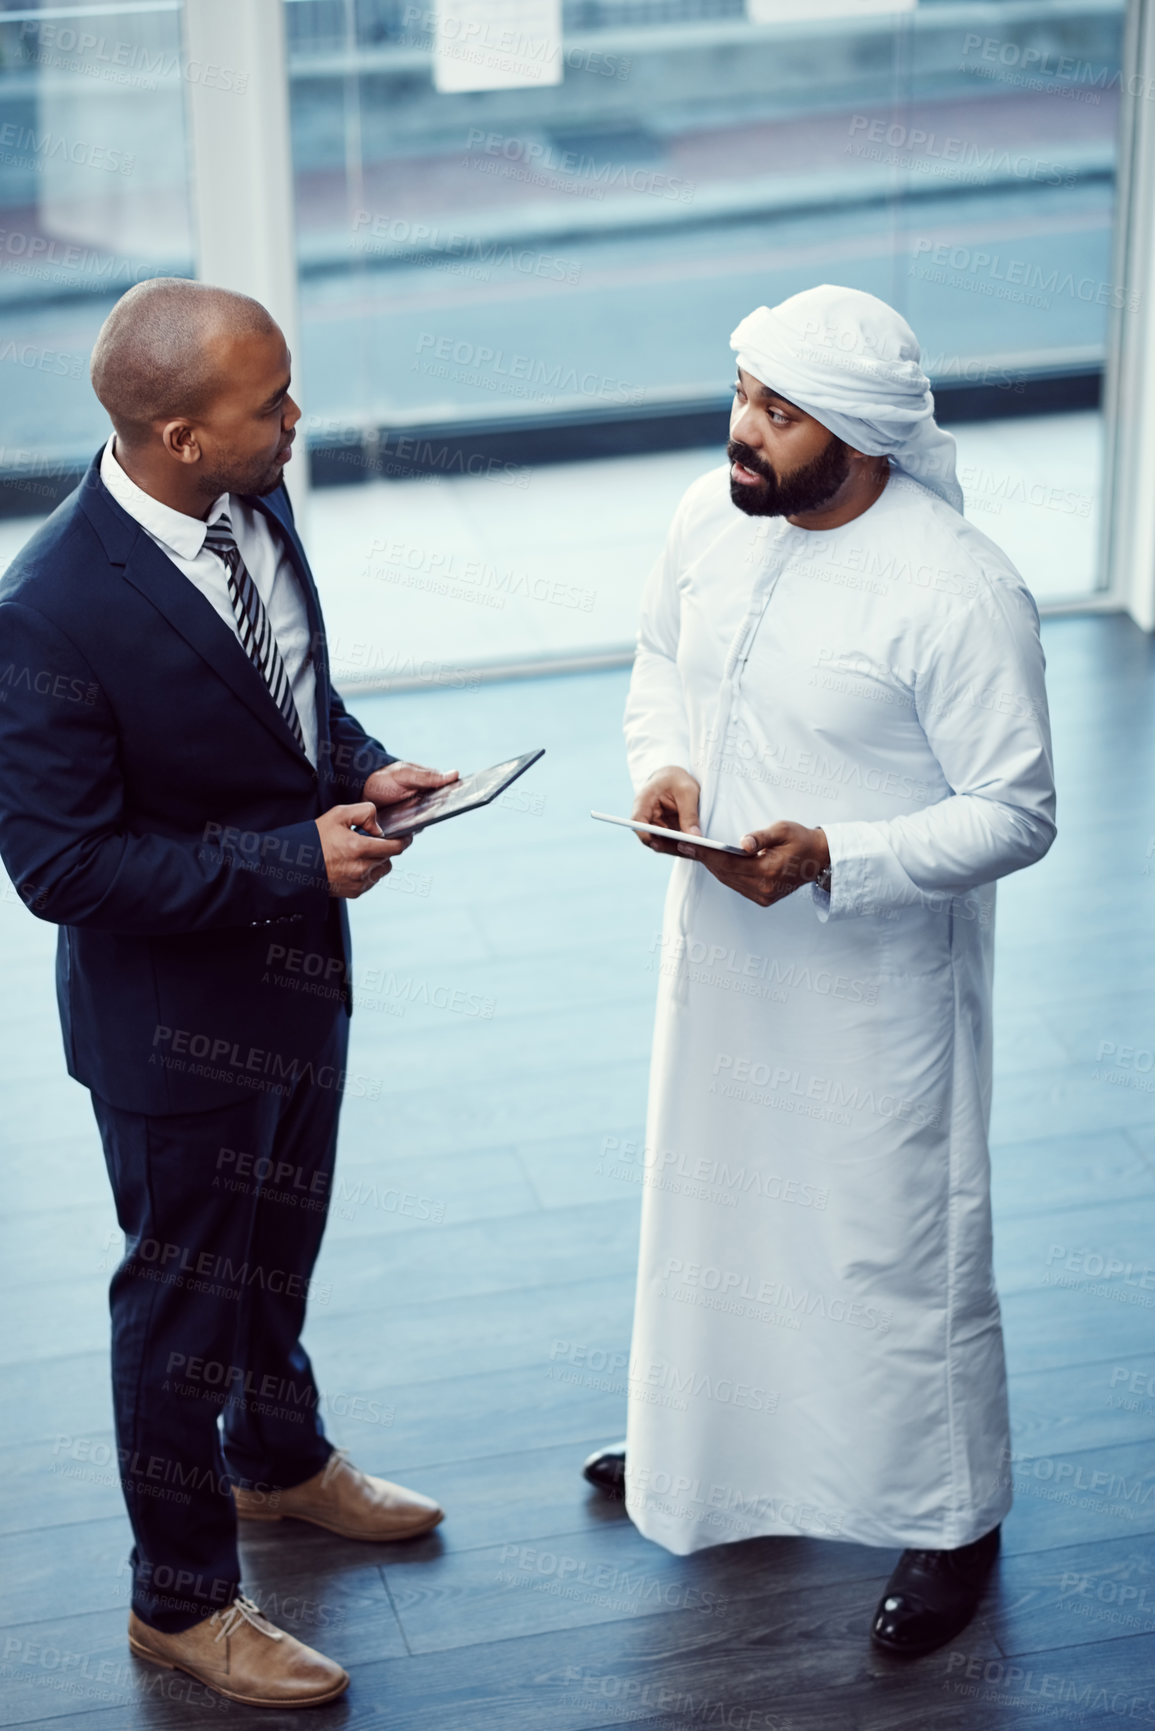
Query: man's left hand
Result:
<box><xmin>363</xmin><ymin>762</ymin><xmax>459</xmax><ymax>809</ymax></box>
<box><xmin>682</xmin><ymin>821</ymin><xmax>829</xmax><ymax>908</ymax></box>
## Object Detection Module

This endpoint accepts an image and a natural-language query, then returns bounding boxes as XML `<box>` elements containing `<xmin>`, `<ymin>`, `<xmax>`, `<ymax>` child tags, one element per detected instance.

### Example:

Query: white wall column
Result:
<box><xmin>180</xmin><ymin>0</ymin><xmax>308</xmax><ymax>515</ymax></box>
<box><xmin>1100</xmin><ymin>0</ymin><xmax>1155</xmax><ymax>628</ymax></box>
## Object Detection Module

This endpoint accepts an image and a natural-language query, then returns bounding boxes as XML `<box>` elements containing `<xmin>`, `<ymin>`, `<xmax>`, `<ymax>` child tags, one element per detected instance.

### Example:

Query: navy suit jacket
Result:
<box><xmin>0</xmin><ymin>451</ymin><xmax>395</xmax><ymax>1115</ymax></box>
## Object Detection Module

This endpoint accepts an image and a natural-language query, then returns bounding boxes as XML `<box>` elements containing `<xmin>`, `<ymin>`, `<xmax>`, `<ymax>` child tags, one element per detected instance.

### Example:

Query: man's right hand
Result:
<box><xmin>631</xmin><ymin>766</ymin><xmax>702</xmax><ymax>854</ymax></box>
<box><xmin>315</xmin><ymin>802</ymin><xmax>411</xmax><ymax>898</ymax></box>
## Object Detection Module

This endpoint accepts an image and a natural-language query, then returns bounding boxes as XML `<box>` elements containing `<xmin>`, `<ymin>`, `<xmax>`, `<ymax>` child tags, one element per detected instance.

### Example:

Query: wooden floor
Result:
<box><xmin>2</xmin><ymin>613</ymin><xmax>1155</xmax><ymax>1730</ymax></box>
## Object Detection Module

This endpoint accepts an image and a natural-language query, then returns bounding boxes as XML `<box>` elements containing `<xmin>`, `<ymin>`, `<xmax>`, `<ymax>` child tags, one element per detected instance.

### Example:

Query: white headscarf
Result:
<box><xmin>730</xmin><ymin>284</ymin><xmax>964</xmax><ymax>514</ymax></box>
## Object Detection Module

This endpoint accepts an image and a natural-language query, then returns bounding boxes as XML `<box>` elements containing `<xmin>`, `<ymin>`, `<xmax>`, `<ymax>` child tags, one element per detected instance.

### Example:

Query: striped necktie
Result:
<box><xmin>203</xmin><ymin>512</ymin><xmax>305</xmax><ymax>751</ymax></box>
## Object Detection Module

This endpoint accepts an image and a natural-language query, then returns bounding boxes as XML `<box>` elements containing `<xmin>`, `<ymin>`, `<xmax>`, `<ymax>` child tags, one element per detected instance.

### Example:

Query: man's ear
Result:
<box><xmin>847</xmin><ymin>445</ymin><xmax>889</xmax><ymax>477</ymax></box>
<box><xmin>160</xmin><ymin>419</ymin><xmax>201</xmax><ymax>465</ymax></box>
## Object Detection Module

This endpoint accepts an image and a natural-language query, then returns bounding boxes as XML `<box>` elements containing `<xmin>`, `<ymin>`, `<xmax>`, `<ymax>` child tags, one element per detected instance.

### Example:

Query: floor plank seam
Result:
<box><xmin>376</xmin><ymin>1562</ymin><xmax>415</xmax><ymax>1658</ymax></box>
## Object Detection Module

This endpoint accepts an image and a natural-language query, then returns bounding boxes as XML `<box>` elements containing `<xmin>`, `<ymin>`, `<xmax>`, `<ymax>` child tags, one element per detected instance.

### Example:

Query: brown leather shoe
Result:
<box><xmin>234</xmin><ymin>1448</ymin><xmax>443</xmax><ymax>1541</ymax></box>
<box><xmin>128</xmin><ymin>1596</ymin><xmax>348</xmax><ymax>1708</ymax></box>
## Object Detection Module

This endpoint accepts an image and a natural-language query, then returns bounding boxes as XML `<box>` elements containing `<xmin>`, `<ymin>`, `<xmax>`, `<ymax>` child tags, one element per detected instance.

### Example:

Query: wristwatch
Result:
<box><xmin>815</xmin><ymin>830</ymin><xmax>831</xmax><ymax>895</ymax></box>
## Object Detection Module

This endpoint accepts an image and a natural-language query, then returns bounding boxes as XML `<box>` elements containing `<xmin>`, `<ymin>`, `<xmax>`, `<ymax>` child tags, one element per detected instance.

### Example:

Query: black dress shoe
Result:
<box><xmin>871</xmin><ymin>1525</ymin><xmax>1000</xmax><ymax>1656</ymax></box>
<box><xmin>581</xmin><ymin>1443</ymin><xmax>626</xmax><ymax>1496</ymax></box>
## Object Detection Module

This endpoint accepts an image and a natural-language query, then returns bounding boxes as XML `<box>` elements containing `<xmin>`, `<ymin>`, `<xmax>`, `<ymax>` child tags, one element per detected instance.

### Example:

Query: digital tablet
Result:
<box><xmin>590</xmin><ymin>810</ymin><xmax>748</xmax><ymax>856</ymax></box>
<box><xmin>374</xmin><ymin>750</ymin><xmax>545</xmax><ymax>839</ymax></box>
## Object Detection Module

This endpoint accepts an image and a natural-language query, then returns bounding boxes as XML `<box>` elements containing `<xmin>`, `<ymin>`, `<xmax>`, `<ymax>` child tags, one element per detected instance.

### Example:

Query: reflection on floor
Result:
<box><xmin>1</xmin><ymin>614</ymin><xmax>1153</xmax><ymax>1728</ymax></box>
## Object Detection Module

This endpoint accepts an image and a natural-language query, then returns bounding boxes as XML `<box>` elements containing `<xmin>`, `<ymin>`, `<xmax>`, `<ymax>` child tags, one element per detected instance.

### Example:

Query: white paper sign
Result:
<box><xmin>748</xmin><ymin>0</ymin><xmax>914</xmax><ymax>19</ymax></box>
<box><xmin>432</xmin><ymin>0</ymin><xmax>564</xmax><ymax>93</ymax></box>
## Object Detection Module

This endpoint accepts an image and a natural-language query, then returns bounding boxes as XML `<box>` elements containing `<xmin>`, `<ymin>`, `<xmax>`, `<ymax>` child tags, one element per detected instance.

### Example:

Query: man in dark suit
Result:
<box><xmin>0</xmin><ymin>279</ymin><xmax>456</xmax><ymax>1708</ymax></box>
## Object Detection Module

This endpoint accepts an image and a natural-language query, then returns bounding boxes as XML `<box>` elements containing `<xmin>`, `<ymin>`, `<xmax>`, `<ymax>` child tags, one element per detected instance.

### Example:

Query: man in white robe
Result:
<box><xmin>582</xmin><ymin>284</ymin><xmax>1056</xmax><ymax>1655</ymax></box>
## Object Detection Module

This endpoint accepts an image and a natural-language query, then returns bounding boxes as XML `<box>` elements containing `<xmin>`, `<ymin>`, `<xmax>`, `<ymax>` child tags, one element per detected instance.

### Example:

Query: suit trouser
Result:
<box><xmin>91</xmin><ymin>1016</ymin><xmax>348</xmax><ymax>1633</ymax></box>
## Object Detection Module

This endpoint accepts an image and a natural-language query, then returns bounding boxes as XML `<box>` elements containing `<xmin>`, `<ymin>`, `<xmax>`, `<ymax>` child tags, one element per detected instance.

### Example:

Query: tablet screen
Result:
<box><xmin>375</xmin><ymin>750</ymin><xmax>545</xmax><ymax>838</ymax></box>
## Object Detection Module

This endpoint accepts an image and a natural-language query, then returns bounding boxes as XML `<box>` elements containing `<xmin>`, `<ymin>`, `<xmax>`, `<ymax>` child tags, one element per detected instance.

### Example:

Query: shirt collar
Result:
<box><xmin>99</xmin><ymin>435</ymin><xmax>230</xmax><ymax>561</ymax></box>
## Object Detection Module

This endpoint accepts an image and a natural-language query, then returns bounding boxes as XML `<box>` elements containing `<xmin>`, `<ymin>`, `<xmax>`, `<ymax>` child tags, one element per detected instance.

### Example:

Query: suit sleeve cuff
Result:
<box><xmin>200</xmin><ymin>818</ymin><xmax>331</xmax><ymax>924</ymax></box>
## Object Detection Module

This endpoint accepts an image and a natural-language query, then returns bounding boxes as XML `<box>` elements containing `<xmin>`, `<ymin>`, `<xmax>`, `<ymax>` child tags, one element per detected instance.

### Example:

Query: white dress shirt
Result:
<box><xmin>100</xmin><ymin>436</ymin><xmax>319</xmax><ymax>765</ymax></box>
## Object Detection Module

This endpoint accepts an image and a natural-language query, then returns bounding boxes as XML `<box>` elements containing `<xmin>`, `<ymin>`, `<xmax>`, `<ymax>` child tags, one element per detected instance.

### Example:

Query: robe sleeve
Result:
<box><xmin>623</xmin><ymin>502</ymin><xmax>694</xmax><ymax>790</ymax></box>
<box><xmin>816</xmin><ymin>575</ymin><xmax>1056</xmax><ymax>920</ymax></box>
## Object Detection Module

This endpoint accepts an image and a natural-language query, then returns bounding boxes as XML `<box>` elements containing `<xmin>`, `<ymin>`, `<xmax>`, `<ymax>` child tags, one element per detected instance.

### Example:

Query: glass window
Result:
<box><xmin>0</xmin><ymin>0</ymin><xmax>1127</xmax><ymax>610</ymax></box>
<box><xmin>0</xmin><ymin>0</ymin><xmax>194</xmax><ymax>512</ymax></box>
<box><xmin>284</xmin><ymin>0</ymin><xmax>1123</xmax><ymax>603</ymax></box>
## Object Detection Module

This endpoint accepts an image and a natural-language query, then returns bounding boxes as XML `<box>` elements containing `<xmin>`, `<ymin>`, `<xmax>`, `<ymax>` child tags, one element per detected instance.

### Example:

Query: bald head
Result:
<box><xmin>89</xmin><ymin>278</ymin><xmax>300</xmax><ymax>512</ymax></box>
<box><xmin>91</xmin><ymin>278</ymin><xmax>276</xmax><ymax>448</ymax></box>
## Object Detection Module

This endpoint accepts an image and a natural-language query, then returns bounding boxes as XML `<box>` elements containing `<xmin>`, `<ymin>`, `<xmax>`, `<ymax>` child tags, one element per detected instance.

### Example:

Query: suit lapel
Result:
<box><xmin>79</xmin><ymin>460</ymin><xmax>311</xmax><ymax>763</ymax></box>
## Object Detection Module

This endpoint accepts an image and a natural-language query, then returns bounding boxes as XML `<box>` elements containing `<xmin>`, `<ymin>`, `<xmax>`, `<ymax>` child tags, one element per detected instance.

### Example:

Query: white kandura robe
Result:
<box><xmin>622</xmin><ymin>464</ymin><xmax>1055</xmax><ymax>1555</ymax></box>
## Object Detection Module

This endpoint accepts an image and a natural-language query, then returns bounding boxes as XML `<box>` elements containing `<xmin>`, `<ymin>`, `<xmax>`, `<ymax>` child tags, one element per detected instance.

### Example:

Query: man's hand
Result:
<box><xmin>363</xmin><ymin>761</ymin><xmax>458</xmax><ymax>808</ymax></box>
<box><xmin>685</xmin><ymin>820</ymin><xmax>830</xmax><ymax>908</ymax></box>
<box><xmin>315</xmin><ymin>802</ymin><xmax>411</xmax><ymax>899</ymax></box>
<box><xmin>632</xmin><ymin>766</ymin><xmax>702</xmax><ymax>854</ymax></box>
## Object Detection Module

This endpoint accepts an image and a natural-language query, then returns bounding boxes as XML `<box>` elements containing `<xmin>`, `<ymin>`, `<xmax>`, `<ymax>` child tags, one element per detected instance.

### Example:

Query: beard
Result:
<box><xmin>200</xmin><ymin>447</ymin><xmax>289</xmax><ymax>500</ymax></box>
<box><xmin>728</xmin><ymin>432</ymin><xmax>851</xmax><ymax>518</ymax></box>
